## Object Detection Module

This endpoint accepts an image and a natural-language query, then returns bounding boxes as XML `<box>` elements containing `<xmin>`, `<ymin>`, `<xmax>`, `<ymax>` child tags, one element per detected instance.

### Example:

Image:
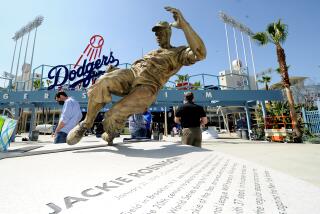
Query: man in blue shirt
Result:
<box><xmin>128</xmin><ymin>113</ymin><xmax>146</xmax><ymax>138</ymax></box>
<box><xmin>143</xmin><ymin>108</ymin><xmax>152</xmax><ymax>139</ymax></box>
<box><xmin>54</xmin><ymin>92</ymin><xmax>82</xmax><ymax>143</ymax></box>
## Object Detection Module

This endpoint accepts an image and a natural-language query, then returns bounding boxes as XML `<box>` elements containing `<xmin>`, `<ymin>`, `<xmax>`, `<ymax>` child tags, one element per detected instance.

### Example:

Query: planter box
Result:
<box><xmin>176</xmin><ymin>82</ymin><xmax>192</xmax><ymax>90</ymax></box>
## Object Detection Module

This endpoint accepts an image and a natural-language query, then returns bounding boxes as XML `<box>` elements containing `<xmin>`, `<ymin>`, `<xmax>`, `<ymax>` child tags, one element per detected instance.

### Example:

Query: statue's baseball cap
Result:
<box><xmin>152</xmin><ymin>21</ymin><xmax>171</xmax><ymax>32</ymax></box>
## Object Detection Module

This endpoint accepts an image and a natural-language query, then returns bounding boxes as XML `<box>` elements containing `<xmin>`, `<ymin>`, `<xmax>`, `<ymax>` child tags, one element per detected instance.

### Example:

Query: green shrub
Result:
<box><xmin>307</xmin><ymin>137</ymin><xmax>320</xmax><ymax>144</ymax></box>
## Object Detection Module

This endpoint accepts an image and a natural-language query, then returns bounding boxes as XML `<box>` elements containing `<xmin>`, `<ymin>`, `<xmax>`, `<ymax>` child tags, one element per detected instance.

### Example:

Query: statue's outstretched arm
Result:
<box><xmin>165</xmin><ymin>6</ymin><xmax>207</xmax><ymax>60</ymax></box>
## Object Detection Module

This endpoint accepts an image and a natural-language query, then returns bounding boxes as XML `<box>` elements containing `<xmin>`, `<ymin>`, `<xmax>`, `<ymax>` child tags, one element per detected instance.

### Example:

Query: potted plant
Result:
<box><xmin>175</xmin><ymin>74</ymin><xmax>191</xmax><ymax>90</ymax></box>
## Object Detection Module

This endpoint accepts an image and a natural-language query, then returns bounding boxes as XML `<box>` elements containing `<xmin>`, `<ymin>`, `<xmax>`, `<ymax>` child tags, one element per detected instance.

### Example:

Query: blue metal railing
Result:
<box><xmin>302</xmin><ymin>108</ymin><xmax>320</xmax><ymax>135</ymax></box>
<box><xmin>165</xmin><ymin>72</ymin><xmax>251</xmax><ymax>90</ymax></box>
<box><xmin>0</xmin><ymin>77</ymin><xmax>13</xmax><ymax>92</ymax></box>
<box><xmin>12</xmin><ymin>63</ymin><xmax>252</xmax><ymax>92</ymax></box>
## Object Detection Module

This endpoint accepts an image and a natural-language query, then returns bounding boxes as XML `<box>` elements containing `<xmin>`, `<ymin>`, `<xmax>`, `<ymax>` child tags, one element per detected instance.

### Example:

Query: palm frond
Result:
<box><xmin>267</xmin><ymin>23</ymin><xmax>276</xmax><ymax>38</ymax></box>
<box><xmin>258</xmin><ymin>75</ymin><xmax>271</xmax><ymax>83</ymax></box>
<box><xmin>262</xmin><ymin>76</ymin><xmax>271</xmax><ymax>82</ymax></box>
<box><xmin>272</xmin><ymin>19</ymin><xmax>288</xmax><ymax>44</ymax></box>
<box><xmin>252</xmin><ymin>32</ymin><xmax>269</xmax><ymax>45</ymax></box>
<box><xmin>192</xmin><ymin>81</ymin><xmax>201</xmax><ymax>90</ymax></box>
<box><xmin>276</xmin><ymin>20</ymin><xmax>288</xmax><ymax>43</ymax></box>
<box><xmin>276</xmin><ymin>65</ymin><xmax>290</xmax><ymax>73</ymax></box>
<box><xmin>193</xmin><ymin>81</ymin><xmax>201</xmax><ymax>86</ymax></box>
<box><xmin>175</xmin><ymin>74</ymin><xmax>190</xmax><ymax>83</ymax></box>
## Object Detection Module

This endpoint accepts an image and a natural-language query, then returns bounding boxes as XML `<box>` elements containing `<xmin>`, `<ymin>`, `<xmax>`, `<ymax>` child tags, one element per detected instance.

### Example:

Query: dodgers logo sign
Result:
<box><xmin>47</xmin><ymin>35</ymin><xmax>119</xmax><ymax>90</ymax></box>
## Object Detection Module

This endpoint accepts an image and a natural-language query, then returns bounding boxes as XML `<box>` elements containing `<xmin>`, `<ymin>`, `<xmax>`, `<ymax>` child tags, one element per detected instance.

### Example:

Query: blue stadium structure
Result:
<box><xmin>0</xmin><ymin>63</ymin><xmax>283</xmax><ymax>140</ymax></box>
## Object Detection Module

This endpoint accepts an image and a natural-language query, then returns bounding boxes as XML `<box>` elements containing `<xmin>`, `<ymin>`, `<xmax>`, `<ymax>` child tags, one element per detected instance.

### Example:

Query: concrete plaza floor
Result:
<box><xmin>202</xmin><ymin>138</ymin><xmax>320</xmax><ymax>188</ymax></box>
<box><xmin>1</xmin><ymin>133</ymin><xmax>320</xmax><ymax>213</ymax></box>
<box><xmin>5</xmin><ymin>132</ymin><xmax>320</xmax><ymax>187</ymax></box>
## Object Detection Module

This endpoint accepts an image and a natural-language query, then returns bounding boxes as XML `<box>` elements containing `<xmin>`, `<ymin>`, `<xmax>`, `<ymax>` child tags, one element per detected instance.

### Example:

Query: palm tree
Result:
<box><xmin>192</xmin><ymin>81</ymin><xmax>201</xmax><ymax>90</ymax></box>
<box><xmin>258</xmin><ymin>75</ymin><xmax>271</xmax><ymax>90</ymax></box>
<box><xmin>175</xmin><ymin>74</ymin><xmax>190</xmax><ymax>90</ymax></box>
<box><xmin>252</xmin><ymin>19</ymin><xmax>302</xmax><ymax>142</ymax></box>
<box><xmin>46</xmin><ymin>79</ymin><xmax>52</xmax><ymax>88</ymax></box>
<box><xmin>33</xmin><ymin>79</ymin><xmax>42</xmax><ymax>90</ymax></box>
<box><xmin>175</xmin><ymin>74</ymin><xmax>189</xmax><ymax>83</ymax></box>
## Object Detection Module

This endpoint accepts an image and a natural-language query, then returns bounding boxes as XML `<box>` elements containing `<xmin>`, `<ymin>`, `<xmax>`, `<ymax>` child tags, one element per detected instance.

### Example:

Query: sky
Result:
<box><xmin>1</xmin><ymin>0</ymin><xmax>320</xmax><ymax>89</ymax></box>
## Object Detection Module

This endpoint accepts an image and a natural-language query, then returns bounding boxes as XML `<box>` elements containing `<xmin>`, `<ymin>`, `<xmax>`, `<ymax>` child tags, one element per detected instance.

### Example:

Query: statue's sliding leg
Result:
<box><xmin>102</xmin><ymin>86</ymin><xmax>157</xmax><ymax>145</ymax></box>
<box><xmin>67</xmin><ymin>68</ymin><xmax>133</xmax><ymax>145</ymax></box>
<box><xmin>67</xmin><ymin>98</ymin><xmax>105</xmax><ymax>145</ymax></box>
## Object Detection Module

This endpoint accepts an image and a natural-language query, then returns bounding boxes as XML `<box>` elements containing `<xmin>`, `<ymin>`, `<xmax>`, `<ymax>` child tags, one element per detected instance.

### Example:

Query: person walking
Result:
<box><xmin>143</xmin><ymin>108</ymin><xmax>152</xmax><ymax>139</ymax></box>
<box><xmin>128</xmin><ymin>113</ymin><xmax>147</xmax><ymax>138</ymax></box>
<box><xmin>67</xmin><ymin>6</ymin><xmax>206</xmax><ymax>146</ymax></box>
<box><xmin>174</xmin><ymin>92</ymin><xmax>207</xmax><ymax>147</ymax></box>
<box><xmin>54</xmin><ymin>91</ymin><xmax>82</xmax><ymax>143</ymax></box>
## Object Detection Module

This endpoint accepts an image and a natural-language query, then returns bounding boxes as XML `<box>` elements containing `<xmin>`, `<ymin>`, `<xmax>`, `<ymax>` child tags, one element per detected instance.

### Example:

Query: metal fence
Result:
<box><xmin>302</xmin><ymin>103</ymin><xmax>320</xmax><ymax>135</ymax></box>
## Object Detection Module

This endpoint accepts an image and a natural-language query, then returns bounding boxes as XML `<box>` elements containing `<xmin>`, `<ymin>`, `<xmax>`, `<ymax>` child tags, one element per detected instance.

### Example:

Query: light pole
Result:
<box><xmin>218</xmin><ymin>11</ymin><xmax>258</xmax><ymax>89</ymax></box>
<box><xmin>11</xmin><ymin>16</ymin><xmax>44</xmax><ymax>90</ymax></box>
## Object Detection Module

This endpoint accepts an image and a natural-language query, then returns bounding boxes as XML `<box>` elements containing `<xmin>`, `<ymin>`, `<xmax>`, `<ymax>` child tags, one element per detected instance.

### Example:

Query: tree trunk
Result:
<box><xmin>276</xmin><ymin>44</ymin><xmax>302</xmax><ymax>142</ymax></box>
<box><xmin>284</xmin><ymin>86</ymin><xmax>302</xmax><ymax>141</ymax></box>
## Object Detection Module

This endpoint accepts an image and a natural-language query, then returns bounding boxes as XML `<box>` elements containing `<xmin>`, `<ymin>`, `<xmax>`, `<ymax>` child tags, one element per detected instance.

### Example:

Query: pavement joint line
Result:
<box><xmin>9</xmin><ymin>145</ymin><xmax>43</xmax><ymax>153</ymax></box>
<box><xmin>0</xmin><ymin>144</ymin><xmax>109</xmax><ymax>160</ymax></box>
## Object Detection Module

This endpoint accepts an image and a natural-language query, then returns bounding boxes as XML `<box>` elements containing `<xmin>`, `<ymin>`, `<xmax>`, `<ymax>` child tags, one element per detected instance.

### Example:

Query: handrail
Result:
<box><xmin>17</xmin><ymin>64</ymin><xmax>253</xmax><ymax>92</ymax></box>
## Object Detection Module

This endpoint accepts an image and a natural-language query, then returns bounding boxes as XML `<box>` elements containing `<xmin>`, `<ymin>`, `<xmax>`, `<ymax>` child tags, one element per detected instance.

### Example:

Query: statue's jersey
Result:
<box><xmin>87</xmin><ymin>45</ymin><xmax>198</xmax><ymax>104</ymax></box>
<box><xmin>131</xmin><ymin>46</ymin><xmax>198</xmax><ymax>88</ymax></box>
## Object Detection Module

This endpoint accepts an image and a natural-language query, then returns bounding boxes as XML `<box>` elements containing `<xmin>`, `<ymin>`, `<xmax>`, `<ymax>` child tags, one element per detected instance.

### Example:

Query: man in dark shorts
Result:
<box><xmin>174</xmin><ymin>92</ymin><xmax>208</xmax><ymax>147</ymax></box>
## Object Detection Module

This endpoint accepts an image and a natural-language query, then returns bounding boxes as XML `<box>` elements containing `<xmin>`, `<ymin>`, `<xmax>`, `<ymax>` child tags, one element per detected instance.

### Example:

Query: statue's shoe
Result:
<box><xmin>102</xmin><ymin>132</ymin><xmax>117</xmax><ymax>146</ymax></box>
<box><xmin>67</xmin><ymin>123</ymin><xmax>87</xmax><ymax>145</ymax></box>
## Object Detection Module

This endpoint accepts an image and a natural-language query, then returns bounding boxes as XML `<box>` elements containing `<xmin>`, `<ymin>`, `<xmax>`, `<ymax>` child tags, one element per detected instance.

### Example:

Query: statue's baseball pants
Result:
<box><xmin>82</xmin><ymin>68</ymin><xmax>158</xmax><ymax>135</ymax></box>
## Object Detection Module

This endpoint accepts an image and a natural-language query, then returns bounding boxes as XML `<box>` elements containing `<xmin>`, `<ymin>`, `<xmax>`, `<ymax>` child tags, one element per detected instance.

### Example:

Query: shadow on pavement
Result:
<box><xmin>74</xmin><ymin>142</ymin><xmax>212</xmax><ymax>159</ymax></box>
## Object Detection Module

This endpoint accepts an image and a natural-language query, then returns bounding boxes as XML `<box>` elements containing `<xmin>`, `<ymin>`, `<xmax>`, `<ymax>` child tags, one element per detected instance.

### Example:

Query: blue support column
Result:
<box><xmin>40</xmin><ymin>65</ymin><xmax>44</xmax><ymax>90</ymax></box>
<box><xmin>244</xmin><ymin>102</ymin><xmax>252</xmax><ymax>140</ymax></box>
<box><xmin>247</xmin><ymin>74</ymin><xmax>251</xmax><ymax>90</ymax></box>
<box><xmin>202</xmin><ymin>74</ymin><xmax>205</xmax><ymax>89</ymax></box>
<box><xmin>14</xmin><ymin>106</ymin><xmax>20</xmax><ymax>121</ymax></box>
<box><xmin>260</xmin><ymin>100</ymin><xmax>267</xmax><ymax>119</ymax></box>
<box><xmin>301</xmin><ymin>107</ymin><xmax>309</xmax><ymax>130</ymax></box>
<box><xmin>12</xmin><ymin>106</ymin><xmax>20</xmax><ymax>142</ymax></box>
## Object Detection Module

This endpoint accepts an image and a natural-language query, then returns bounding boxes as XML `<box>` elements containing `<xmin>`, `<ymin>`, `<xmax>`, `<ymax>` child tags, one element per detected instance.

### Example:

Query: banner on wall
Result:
<box><xmin>0</xmin><ymin>116</ymin><xmax>17</xmax><ymax>152</ymax></box>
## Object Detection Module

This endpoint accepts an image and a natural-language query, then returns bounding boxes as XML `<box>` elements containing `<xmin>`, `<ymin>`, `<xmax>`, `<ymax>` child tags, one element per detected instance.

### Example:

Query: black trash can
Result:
<box><xmin>241</xmin><ymin>129</ymin><xmax>249</xmax><ymax>140</ymax></box>
<box><xmin>153</xmin><ymin>131</ymin><xmax>159</xmax><ymax>140</ymax></box>
<box><xmin>159</xmin><ymin>133</ymin><xmax>163</xmax><ymax>141</ymax></box>
<box><xmin>170</xmin><ymin>130</ymin><xmax>175</xmax><ymax>137</ymax></box>
<box><xmin>30</xmin><ymin>130</ymin><xmax>39</xmax><ymax>141</ymax></box>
